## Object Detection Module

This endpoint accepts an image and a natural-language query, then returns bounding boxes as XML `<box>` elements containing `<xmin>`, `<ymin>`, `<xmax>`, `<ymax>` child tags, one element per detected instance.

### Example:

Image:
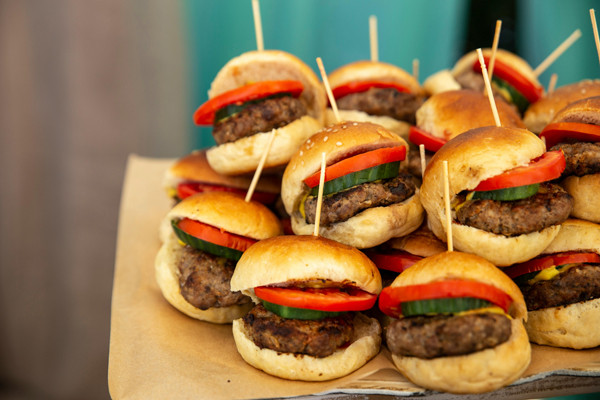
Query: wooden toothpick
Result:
<box><xmin>370</xmin><ymin>15</ymin><xmax>379</xmax><ymax>62</ymax></box>
<box><xmin>488</xmin><ymin>20</ymin><xmax>502</xmax><ymax>80</ymax></box>
<box><xmin>419</xmin><ymin>144</ymin><xmax>426</xmax><ymax>180</ymax></box>
<box><xmin>533</xmin><ymin>29</ymin><xmax>581</xmax><ymax>78</ymax></box>
<box><xmin>591</xmin><ymin>9</ymin><xmax>600</xmax><ymax>65</ymax></box>
<box><xmin>245</xmin><ymin>129</ymin><xmax>276</xmax><ymax>202</ymax></box>
<box><xmin>548</xmin><ymin>73</ymin><xmax>558</xmax><ymax>94</ymax></box>
<box><xmin>413</xmin><ymin>59</ymin><xmax>420</xmax><ymax>83</ymax></box>
<box><xmin>316</xmin><ymin>57</ymin><xmax>341</xmax><ymax>123</ymax></box>
<box><xmin>252</xmin><ymin>0</ymin><xmax>264</xmax><ymax>51</ymax></box>
<box><xmin>313</xmin><ymin>152</ymin><xmax>327</xmax><ymax>236</ymax></box>
<box><xmin>443</xmin><ymin>160</ymin><xmax>453</xmax><ymax>252</ymax></box>
<box><xmin>477</xmin><ymin>48</ymin><xmax>502</xmax><ymax>127</ymax></box>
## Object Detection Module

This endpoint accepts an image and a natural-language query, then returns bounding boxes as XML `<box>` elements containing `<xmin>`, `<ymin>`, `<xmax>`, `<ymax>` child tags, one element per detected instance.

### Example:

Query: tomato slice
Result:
<box><xmin>193</xmin><ymin>80</ymin><xmax>304</xmax><ymax>125</ymax></box>
<box><xmin>365</xmin><ymin>249</ymin><xmax>422</xmax><ymax>274</ymax></box>
<box><xmin>473</xmin><ymin>150</ymin><xmax>565</xmax><ymax>191</ymax></box>
<box><xmin>176</xmin><ymin>182</ymin><xmax>278</xmax><ymax>205</ymax></box>
<box><xmin>303</xmin><ymin>146</ymin><xmax>406</xmax><ymax>188</ymax></box>
<box><xmin>503</xmin><ymin>251</ymin><xmax>600</xmax><ymax>279</ymax></box>
<box><xmin>473</xmin><ymin>57</ymin><xmax>543</xmax><ymax>104</ymax></box>
<box><xmin>408</xmin><ymin>126</ymin><xmax>447</xmax><ymax>152</ymax></box>
<box><xmin>331</xmin><ymin>80</ymin><xmax>412</xmax><ymax>100</ymax></box>
<box><xmin>254</xmin><ymin>286</ymin><xmax>377</xmax><ymax>312</ymax></box>
<box><xmin>539</xmin><ymin>122</ymin><xmax>600</xmax><ymax>148</ymax></box>
<box><xmin>177</xmin><ymin>218</ymin><xmax>257</xmax><ymax>252</ymax></box>
<box><xmin>378</xmin><ymin>280</ymin><xmax>513</xmax><ymax>318</ymax></box>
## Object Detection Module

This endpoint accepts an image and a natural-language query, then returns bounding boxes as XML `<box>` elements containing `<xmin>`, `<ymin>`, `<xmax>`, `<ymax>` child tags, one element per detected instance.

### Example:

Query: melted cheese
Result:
<box><xmin>528</xmin><ymin>264</ymin><xmax>576</xmax><ymax>285</ymax></box>
<box><xmin>455</xmin><ymin>305</ymin><xmax>511</xmax><ymax>319</ymax></box>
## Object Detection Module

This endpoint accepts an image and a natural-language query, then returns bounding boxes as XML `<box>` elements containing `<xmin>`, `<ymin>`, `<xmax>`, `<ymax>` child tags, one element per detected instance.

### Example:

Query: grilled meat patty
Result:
<box><xmin>519</xmin><ymin>264</ymin><xmax>600</xmax><ymax>311</ymax></box>
<box><xmin>385</xmin><ymin>312</ymin><xmax>512</xmax><ymax>359</ymax></box>
<box><xmin>242</xmin><ymin>304</ymin><xmax>354</xmax><ymax>358</ymax></box>
<box><xmin>336</xmin><ymin>87</ymin><xmax>424</xmax><ymax>124</ymax></box>
<box><xmin>303</xmin><ymin>172</ymin><xmax>418</xmax><ymax>226</ymax></box>
<box><xmin>551</xmin><ymin>142</ymin><xmax>600</xmax><ymax>177</ymax></box>
<box><xmin>456</xmin><ymin>183</ymin><xmax>573</xmax><ymax>236</ymax></box>
<box><xmin>212</xmin><ymin>96</ymin><xmax>307</xmax><ymax>145</ymax></box>
<box><xmin>176</xmin><ymin>245</ymin><xmax>250</xmax><ymax>310</ymax></box>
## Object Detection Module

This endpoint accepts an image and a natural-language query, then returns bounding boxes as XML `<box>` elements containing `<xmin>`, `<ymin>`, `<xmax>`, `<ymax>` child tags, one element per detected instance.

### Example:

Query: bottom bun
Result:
<box><xmin>206</xmin><ymin>116</ymin><xmax>322</xmax><ymax>175</ymax></box>
<box><xmin>324</xmin><ymin>108</ymin><xmax>411</xmax><ymax>140</ymax></box>
<box><xmin>562</xmin><ymin>174</ymin><xmax>600</xmax><ymax>223</ymax></box>
<box><xmin>232</xmin><ymin>312</ymin><xmax>382</xmax><ymax>381</ymax></box>
<box><xmin>525</xmin><ymin>297</ymin><xmax>600</xmax><ymax>349</ymax></box>
<box><xmin>291</xmin><ymin>193</ymin><xmax>424</xmax><ymax>249</ymax></box>
<box><xmin>391</xmin><ymin>318</ymin><xmax>531</xmax><ymax>394</ymax></box>
<box><xmin>155</xmin><ymin>237</ymin><xmax>252</xmax><ymax>323</ymax></box>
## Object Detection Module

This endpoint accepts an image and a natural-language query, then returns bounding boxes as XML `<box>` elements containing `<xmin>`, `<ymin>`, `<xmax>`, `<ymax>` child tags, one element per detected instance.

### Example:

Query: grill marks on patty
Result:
<box><xmin>385</xmin><ymin>312</ymin><xmax>512</xmax><ymax>359</ymax></box>
<box><xmin>456</xmin><ymin>183</ymin><xmax>573</xmax><ymax>236</ymax></box>
<box><xmin>303</xmin><ymin>172</ymin><xmax>418</xmax><ymax>226</ymax></box>
<box><xmin>176</xmin><ymin>245</ymin><xmax>250</xmax><ymax>310</ymax></box>
<box><xmin>212</xmin><ymin>96</ymin><xmax>307</xmax><ymax>145</ymax></box>
<box><xmin>551</xmin><ymin>142</ymin><xmax>600</xmax><ymax>177</ymax></box>
<box><xmin>336</xmin><ymin>87</ymin><xmax>424</xmax><ymax>124</ymax></box>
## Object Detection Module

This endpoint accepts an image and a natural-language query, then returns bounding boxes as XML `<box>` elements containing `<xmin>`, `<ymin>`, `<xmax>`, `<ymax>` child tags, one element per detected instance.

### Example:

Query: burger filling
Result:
<box><xmin>336</xmin><ymin>87</ymin><xmax>424</xmax><ymax>124</ymax></box>
<box><xmin>212</xmin><ymin>95</ymin><xmax>307</xmax><ymax>145</ymax></box>
<box><xmin>550</xmin><ymin>142</ymin><xmax>600</xmax><ymax>177</ymax></box>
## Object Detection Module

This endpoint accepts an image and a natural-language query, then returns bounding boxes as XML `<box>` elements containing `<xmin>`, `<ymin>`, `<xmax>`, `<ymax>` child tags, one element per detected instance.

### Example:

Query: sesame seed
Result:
<box><xmin>323</xmin><ymin>136</ymin><xmax>328</xmax><ymax>142</ymax></box>
<box><xmin>353</xmin><ymin>122</ymin><xmax>358</xmax><ymax>126</ymax></box>
<box><xmin>336</xmin><ymin>141</ymin><xmax>343</xmax><ymax>146</ymax></box>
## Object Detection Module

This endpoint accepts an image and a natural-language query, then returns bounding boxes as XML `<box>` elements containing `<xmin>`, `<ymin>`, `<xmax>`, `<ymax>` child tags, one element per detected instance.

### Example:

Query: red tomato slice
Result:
<box><xmin>473</xmin><ymin>57</ymin><xmax>543</xmax><ymax>104</ymax></box>
<box><xmin>193</xmin><ymin>80</ymin><xmax>304</xmax><ymax>125</ymax></box>
<box><xmin>254</xmin><ymin>286</ymin><xmax>377</xmax><ymax>312</ymax></box>
<box><xmin>365</xmin><ymin>249</ymin><xmax>422</xmax><ymax>274</ymax></box>
<box><xmin>539</xmin><ymin>122</ymin><xmax>600</xmax><ymax>148</ymax></box>
<box><xmin>503</xmin><ymin>251</ymin><xmax>600</xmax><ymax>279</ymax></box>
<box><xmin>378</xmin><ymin>279</ymin><xmax>513</xmax><ymax>318</ymax></box>
<box><xmin>303</xmin><ymin>146</ymin><xmax>406</xmax><ymax>188</ymax></box>
<box><xmin>473</xmin><ymin>150</ymin><xmax>565</xmax><ymax>191</ymax></box>
<box><xmin>331</xmin><ymin>80</ymin><xmax>412</xmax><ymax>100</ymax></box>
<box><xmin>177</xmin><ymin>218</ymin><xmax>257</xmax><ymax>252</ymax></box>
<box><xmin>176</xmin><ymin>182</ymin><xmax>278</xmax><ymax>205</ymax></box>
<box><xmin>408</xmin><ymin>126</ymin><xmax>447</xmax><ymax>152</ymax></box>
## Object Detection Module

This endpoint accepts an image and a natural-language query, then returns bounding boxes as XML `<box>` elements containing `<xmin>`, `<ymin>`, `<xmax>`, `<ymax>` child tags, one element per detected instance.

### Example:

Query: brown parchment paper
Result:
<box><xmin>108</xmin><ymin>154</ymin><xmax>600</xmax><ymax>400</ymax></box>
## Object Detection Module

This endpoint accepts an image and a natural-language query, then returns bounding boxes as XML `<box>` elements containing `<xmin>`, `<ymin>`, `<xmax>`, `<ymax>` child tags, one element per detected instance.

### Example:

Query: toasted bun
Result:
<box><xmin>420</xmin><ymin>126</ymin><xmax>561</xmax><ymax>266</ymax></box>
<box><xmin>159</xmin><ymin>191</ymin><xmax>282</xmax><ymax>244</ymax></box>
<box><xmin>415</xmin><ymin>89</ymin><xmax>525</xmax><ymax>141</ymax></box>
<box><xmin>155</xmin><ymin>236</ymin><xmax>252</xmax><ymax>323</ymax></box>
<box><xmin>551</xmin><ymin>95</ymin><xmax>600</xmax><ymax>125</ymax></box>
<box><xmin>281</xmin><ymin>121</ymin><xmax>424</xmax><ymax>248</ymax></box>
<box><xmin>163</xmin><ymin>150</ymin><xmax>280</xmax><ymax>198</ymax></box>
<box><xmin>561</xmin><ymin>174</ymin><xmax>600</xmax><ymax>223</ymax></box>
<box><xmin>324</xmin><ymin>109</ymin><xmax>411</xmax><ymax>140</ymax></box>
<box><xmin>386</xmin><ymin>222</ymin><xmax>447</xmax><ymax>258</ymax></box>
<box><xmin>391</xmin><ymin>318</ymin><xmax>531</xmax><ymax>393</ymax></box>
<box><xmin>232</xmin><ymin>312</ymin><xmax>381</xmax><ymax>381</ymax></box>
<box><xmin>422</xmin><ymin>69</ymin><xmax>462</xmax><ymax>96</ymax></box>
<box><xmin>524</xmin><ymin>80</ymin><xmax>600</xmax><ymax>133</ymax></box>
<box><xmin>230</xmin><ymin>235</ymin><xmax>382</xmax><ymax>300</ymax></box>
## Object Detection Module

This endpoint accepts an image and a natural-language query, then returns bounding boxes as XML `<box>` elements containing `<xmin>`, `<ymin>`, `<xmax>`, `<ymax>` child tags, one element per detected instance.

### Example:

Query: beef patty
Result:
<box><xmin>385</xmin><ymin>312</ymin><xmax>512</xmax><ymax>359</ymax></box>
<box><xmin>456</xmin><ymin>183</ymin><xmax>573</xmax><ymax>236</ymax></box>
<box><xmin>242</xmin><ymin>304</ymin><xmax>354</xmax><ymax>358</ymax></box>
<box><xmin>551</xmin><ymin>142</ymin><xmax>600</xmax><ymax>177</ymax></box>
<box><xmin>212</xmin><ymin>96</ymin><xmax>307</xmax><ymax>145</ymax></box>
<box><xmin>336</xmin><ymin>87</ymin><xmax>424</xmax><ymax>124</ymax></box>
<box><xmin>176</xmin><ymin>245</ymin><xmax>250</xmax><ymax>310</ymax></box>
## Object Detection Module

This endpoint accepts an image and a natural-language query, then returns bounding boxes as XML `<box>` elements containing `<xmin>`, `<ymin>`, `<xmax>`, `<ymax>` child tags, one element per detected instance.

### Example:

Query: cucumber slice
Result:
<box><xmin>214</xmin><ymin>93</ymin><xmax>291</xmax><ymax>123</ymax></box>
<box><xmin>492</xmin><ymin>77</ymin><xmax>530</xmax><ymax>113</ymax></box>
<box><xmin>401</xmin><ymin>297</ymin><xmax>492</xmax><ymax>317</ymax></box>
<box><xmin>261</xmin><ymin>300</ymin><xmax>346</xmax><ymax>320</ymax></box>
<box><xmin>171</xmin><ymin>220</ymin><xmax>243</xmax><ymax>261</ymax></box>
<box><xmin>309</xmin><ymin>161</ymin><xmax>400</xmax><ymax>196</ymax></box>
<box><xmin>471</xmin><ymin>183</ymin><xmax>539</xmax><ymax>201</ymax></box>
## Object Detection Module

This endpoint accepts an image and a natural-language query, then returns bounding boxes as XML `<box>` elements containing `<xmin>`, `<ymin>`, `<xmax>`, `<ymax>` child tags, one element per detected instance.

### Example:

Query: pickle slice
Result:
<box><xmin>471</xmin><ymin>183</ymin><xmax>539</xmax><ymax>201</ymax></box>
<box><xmin>261</xmin><ymin>300</ymin><xmax>346</xmax><ymax>320</ymax></box>
<box><xmin>401</xmin><ymin>297</ymin><xmax>492</xmax><ymax>317</ymax></box>
<box><xmin>171</xmin><ymin>220</ymin><xmax>243</xmax><ymax>261</ymax></box>
<box><xmin>492</xmin><ymin>77</ymin><xmax>530</xmax><ymax>113</ymax></box>
<box><xmin>309</xmin><ymin>161</ymin><xmax>400</xmax><ymax>196</ymax></box>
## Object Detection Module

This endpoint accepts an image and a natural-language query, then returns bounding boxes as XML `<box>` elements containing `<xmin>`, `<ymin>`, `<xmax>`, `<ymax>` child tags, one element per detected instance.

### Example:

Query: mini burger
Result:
<box><xmin>539</xmin><ymin>96</ymin><xmax>600</xmax><ymax>223</ymax></box>
<box><xmin>379</xmin><ymin>251</ymin><xmax>530</xmax><ymax>394</ymax></box>
<box><xmin>324</xmin><ymin>60</ymin><xmax>426</xmax><ymax>139</ymax></box>
<box><xmin>503</xmin><ymin>219</ymin><xmax>600</xmax><ymax>349</ymax></box>
<box><xmin>229</xmin><ymin>235</ymin><xmax>382</xmax><ymax>381</ymax></box>
<box><xmin>155</xmin><ymin>192</ymin><xmax>282</xmax><ymax>323</ymax></box>
<box><xmin>194</xmin><ymin>50</ymin><xmax>326</xmax><ymax>175</ymax></box>
<box><xmin>281</xmin><ymin>121</ymin><xmax>424</xmax><ymax>249</ymax></box>
<box><xmin>420</xmin><ymin>126</ymin><xmax>572</xmax><ymax>266</ymax></box>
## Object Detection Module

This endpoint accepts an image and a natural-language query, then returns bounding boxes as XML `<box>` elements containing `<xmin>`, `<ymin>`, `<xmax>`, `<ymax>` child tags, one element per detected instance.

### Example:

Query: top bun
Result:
<box><xmin>230</xmin><ymin>235</ymin><xmax>382</xmax><ymax>301</ymax></box>
<box><xmin>542</xmin><ymin>219</ymin><xmax>600</xmax><ymax>255</ymax></box>
<box><xmin>386</xmin><ymin>222</ymin><xmax>447</xmax><ymax>258</ymax></box>
<box><xmin>416</xmin><ymin>89</ymin><xmax>525</xmax><ymax>141</ymax></box>
<box><xmin>550</xmin><ymin>95</ymin><xmax>600</xmax><ymax>125</ymax></box>
<box><xmin>209</xmin><ymin>50</ymin><xmax>326</xmax><ymax>121</ymax></box>
<box><xmin>389</xmin><ymin>251</ymin><xmax>527</xmax><ymax>320</ymax></box>
<box><xmin>524</xmin><ymin>80</ymin><xmax>600</xmax><ymax>133</ymax></box>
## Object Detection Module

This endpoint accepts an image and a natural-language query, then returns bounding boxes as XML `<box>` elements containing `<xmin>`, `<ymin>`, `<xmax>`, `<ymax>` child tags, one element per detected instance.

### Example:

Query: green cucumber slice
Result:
<box><xmin>214</xmin><ymin>93</ymin><xmax>291</xmax><ymax>123</ymax></box>
<box><xmin>492</xmin><ymin>77</ymin><xmax>530</xmax><ymax>113</ymax></box>
<box><xmin>171</xmin><ymin>220</ymin><xmax>243</xmax><ymax>261</ymax></box>
<box><xmin>471</xmin><ymin>183</ymin><xmax>539</xmax><ymax>201</ymax></box>
<box><xmin>261</xmin><ymin>300</ymin><xmax>346</xmax><ymax>320</ymax></box>
<box><xmin>401</xmin><ymin>297</ymin><xmax>493</xmax><ymax>317</ymax></box>
<box><xmin>309</xmin><ymin>161</ymin><xmax>400</xmax><ymax>196</ymax></box>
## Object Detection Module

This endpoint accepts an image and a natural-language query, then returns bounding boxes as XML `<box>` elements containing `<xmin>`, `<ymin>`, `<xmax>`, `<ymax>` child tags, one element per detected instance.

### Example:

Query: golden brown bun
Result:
<box><xmin>281</xmin><ymin>121</ymin><xmax>424</xmax><ymax>248</ymax></box>
<box><xmin>232</xmin><ymin>312</ymin><xmax>381</xmax><ymax>381</ymax></box>
<box><xmin>542</xmin><ymin>218</ymin><xmax>600</xmax><ymax>254</ymax></box>
<box><xmin>386</xmin><ymin>222</ymin><xmax>447</xmax><ymax>258</ymax></box>
<box><xmin>324</xmin><ymin>109</ymin><xmax>411</xmax><ymax>140</ymax></box>
<box><xmin>422</xmin><ymin>69</ymin><xmax>462</xmax><ymax>96</ymax></box>
<box><xmin>415</xmin><ymin>89</ymin><xmax>525</xmax><ymax>141</ymax></box>
<box><xmin>420</xmin><ymin>126</ymin><xmax>561</xmax><ymax>266</ymax></box>
<box><xmin>524</xmin><ymin>80</ymin><xmax>600</xmax><ymax>133</ymax></box>
<box><xmin>561</xmin><ymin>174</ymin><xmax>600</xmax><ymax>223</ymax></box>
<box><xmin>391</xmin><ymin>318</ymin><xmax>531</xmax><ymax>394</ymax></box>
<box><xmin>163</xmin><ymin>150</ymin><xmax>281</xmax><ymax>198</ymax></box>
<box><xmin>159</xmin><ymin>191</ymin><xmax>283</xmax><ymax>243</ymax></box>
<box><xmin>155</xmin><ymin>236</ymin><xmax>252</xmax><ymax>323</ymax></box>
<box><xmin>230</xmin><ymin>235</ymin><xmax>382</xmax><ymax>301</ymax></box>
<box><xmin>551</xmin><ymin>95</ymin><xmax>600</xmax><ymax>125</ymax></box>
